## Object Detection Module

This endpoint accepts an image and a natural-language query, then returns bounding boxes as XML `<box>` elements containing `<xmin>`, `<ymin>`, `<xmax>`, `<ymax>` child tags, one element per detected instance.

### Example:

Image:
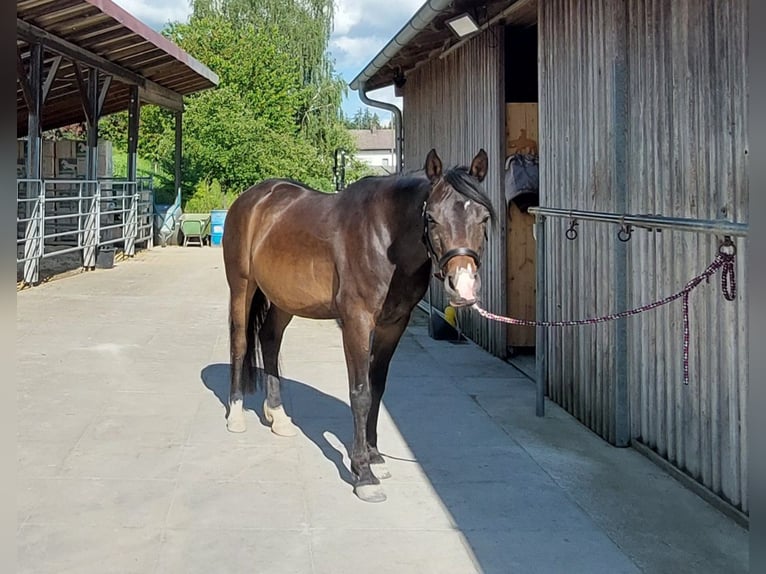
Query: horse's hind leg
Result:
<box><xmin>259</xmin><ymin>305</ymin><xmax>297</xmax><ymax>437</ymax></box>
<box><xmin>367</xmin><ymin>316</ymin><xmax>409</xmax><ymax>480</ymax></box>
<box><xmin>227</xmin><ymin>278</ymin><xmax>255</xmax><ymax>433</ymax></box>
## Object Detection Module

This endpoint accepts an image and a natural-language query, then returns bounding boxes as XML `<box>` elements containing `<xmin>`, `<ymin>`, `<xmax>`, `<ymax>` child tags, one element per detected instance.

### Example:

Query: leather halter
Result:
<box><xmin>422</xmin><ymin>201</ymin><xmax>482</xmax><ymax>280</ymax></box>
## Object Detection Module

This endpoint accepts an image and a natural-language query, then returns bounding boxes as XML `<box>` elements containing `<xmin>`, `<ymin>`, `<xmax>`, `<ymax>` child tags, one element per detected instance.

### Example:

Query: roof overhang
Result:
<box><xmin>349</xmin><ymin>0</ymin><xmax>537</xmax><ymax>93</ymax></box>
<box><xmin>17</xmin><ymin>0</ymin><xmax>219</xmax><ymax>135</ymax></box>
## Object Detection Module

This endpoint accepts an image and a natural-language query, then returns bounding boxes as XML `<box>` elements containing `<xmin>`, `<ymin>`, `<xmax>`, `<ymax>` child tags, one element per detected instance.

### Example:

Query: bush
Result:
<box><xmin>184</xmin><ymin>178</ymin><xmax>238</xmax><ymax>213</ymax></box>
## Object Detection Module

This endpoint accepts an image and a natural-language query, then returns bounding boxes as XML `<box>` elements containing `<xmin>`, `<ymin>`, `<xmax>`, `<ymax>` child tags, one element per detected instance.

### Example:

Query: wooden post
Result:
<box><xmin>125</xmin><ymin>85</ymin><xmax>140</xmax><ymax>256</ymax></box>
<box><xmin>82</xmin><ymin>67</ymin><xmax>100</xmax><ymax>269</ymax></box>
<box><xmin>23</xmin><ymin>42</ymin><xmax>44</xmax><ymax>285</ymax></box>
<box><xmin>174</xmin><ymin>110</ymin><xmax>182</xmax><ymax>201</ymax></box>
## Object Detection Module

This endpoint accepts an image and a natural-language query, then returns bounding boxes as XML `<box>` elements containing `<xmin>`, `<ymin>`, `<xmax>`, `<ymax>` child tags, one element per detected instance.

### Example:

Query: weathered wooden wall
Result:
<box><xmin>624</xmin><ymin>0</ymin><xmax>749</xmax><ymax>513</ymax></box>
<box><xmin>404</xmin><ymin>26</ymin><xmax>507</xmax><ymax>357</ymax></box>
<box><xmin>539</xmin><ymin>0</ymin><xmax>749</xmax><ymax>512</ymax></box>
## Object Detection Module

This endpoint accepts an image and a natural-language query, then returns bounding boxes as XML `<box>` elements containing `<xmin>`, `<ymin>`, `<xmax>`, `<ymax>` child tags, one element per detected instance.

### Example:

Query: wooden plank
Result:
<box><xmin>506</xmin><ymin>202</ymin><xmax>536</xmax><ymax>347</ymax></box>
<box><xmin>505</xmin><ymin>103</ymin><xmax>539</xmax><ymax>154</ymax></box>
<box><xmin>505</xmin><ymin>102</ymin><xmax>538</xmax><ymax>349</ymax></box>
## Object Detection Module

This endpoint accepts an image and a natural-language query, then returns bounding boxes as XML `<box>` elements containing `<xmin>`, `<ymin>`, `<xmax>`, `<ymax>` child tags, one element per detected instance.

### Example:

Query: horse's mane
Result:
<box><xmin>342</xmin><ymin>173</ymin><xmax>430</xmax><ymax>197</ymax></box>
<box><xmin>443</xmin><ymin>166</ymin><xmax>497</xmax><ymax>223</ymax></box>
<box><xmin>341</xmin><ymin>166</ymin><xmax>496</xmax><ymax>224</ymax></box>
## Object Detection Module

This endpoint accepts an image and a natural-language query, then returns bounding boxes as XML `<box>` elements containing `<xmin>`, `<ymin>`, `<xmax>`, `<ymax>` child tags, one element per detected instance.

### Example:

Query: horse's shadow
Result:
<box><xmin>200</xmin><ymin>363</ymin><xmax>355</xmax><ymax>485</ymax></box>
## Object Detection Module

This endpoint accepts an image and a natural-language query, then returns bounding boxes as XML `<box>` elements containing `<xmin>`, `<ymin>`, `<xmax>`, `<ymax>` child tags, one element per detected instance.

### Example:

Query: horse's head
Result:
<box><xmin>423</xmin><ymin>148</ymin><xmax>495</xmax><ymax>308</ymax></box>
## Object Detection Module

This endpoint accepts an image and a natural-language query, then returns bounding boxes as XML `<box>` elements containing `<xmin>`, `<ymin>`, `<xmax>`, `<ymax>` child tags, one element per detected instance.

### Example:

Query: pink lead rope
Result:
<box><xmin>472</xmin><ymin>242</ymin><xmax>737</xmax><ymax>385</ymax></box>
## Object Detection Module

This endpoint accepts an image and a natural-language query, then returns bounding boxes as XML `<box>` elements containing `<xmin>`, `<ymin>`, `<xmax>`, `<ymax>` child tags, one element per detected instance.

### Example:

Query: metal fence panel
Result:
<box><xmin>16</xmin><ymin>177</ymin><xmax>155</xmax><ymax>285</ymax></box>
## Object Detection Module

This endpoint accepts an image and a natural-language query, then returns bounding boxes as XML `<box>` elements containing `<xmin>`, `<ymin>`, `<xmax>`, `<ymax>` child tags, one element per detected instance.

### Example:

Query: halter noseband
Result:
<box><xmin>422</xmin><ymin>201</ymin><xmax>482</xmax><ymax>281</ymax></box>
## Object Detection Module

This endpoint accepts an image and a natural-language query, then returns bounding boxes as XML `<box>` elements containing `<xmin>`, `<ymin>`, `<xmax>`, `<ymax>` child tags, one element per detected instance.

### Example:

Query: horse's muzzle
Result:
<box><xmin>443</xmin><ymin>262</ymin><xmax>481</xmax><ymax>309</ymax></box>
<box><xmin>448</xmin><ymin>296</ymin><xmax>478</xmax><ymax>309</ymax></box>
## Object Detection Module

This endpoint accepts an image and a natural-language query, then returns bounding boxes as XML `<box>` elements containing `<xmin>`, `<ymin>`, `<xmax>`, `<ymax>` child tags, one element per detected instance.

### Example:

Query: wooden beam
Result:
<box><xmin>17</xmin><ymin>18</ymin><xmax>184</xmax><ymax>112</ymax></box>
<box><xmin>42</xmin><ymin>55</ymin><xmax>62</xmax><ymax>103</ymax></box>
<box><xmin>97</xmin><ymin>75</ymin><xmax>112</xmax><ymax>117</ymax></box>
<box><xmin>16</xmin><ymin>49</ymin><xmax>33</xmax><ymax>110</ymax></box>
<box><xmin>138</xmin><ymin>85</ymin><xmax>183</xmax><ymax>112</ymax></box>
<box><xmin>71</xmin><ymin>60</ymin><xmax>93</xmax><ymax>124</ymax></box>
<box><xmin>20</xmin><ymin>0</ymin><xmax>84</xmax><ymax>20</ymax></box>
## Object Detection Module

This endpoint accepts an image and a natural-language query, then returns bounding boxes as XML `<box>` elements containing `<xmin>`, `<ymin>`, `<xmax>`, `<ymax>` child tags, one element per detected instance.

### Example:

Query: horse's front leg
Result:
<box><xmin>340</xmin><ymin>312</ymin><xmax>385</xmax><ymax>503</ymax></box>
<box><xmin>367</xmin><ymin>315</ymin><xmax>410</xmax><ymax>480</ymax></box>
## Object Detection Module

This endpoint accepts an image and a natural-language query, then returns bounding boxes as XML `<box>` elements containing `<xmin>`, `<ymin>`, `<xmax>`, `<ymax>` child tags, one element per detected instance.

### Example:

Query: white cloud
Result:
<box><xmin>330</xmin><ymin>35</ymin><xmax>390</xmax><ymax>70</ymax></box>
<box><xmin>332</xmin><ymin>0</ymin><xmax>364</xmax><ymax>36</ymax></box>
<box><xmin>112</xmin><ymin>0</ymin><xmax>192</xmax><ymax>30</ymax></box>
<box><xmin>333</xmin><ymin>0</ymin><xmax>423</xmax><ymax>36</ymax></box>
<box><xmin>330</xmin><ymin>0</ymin><xmax>425</xmax><ymax>80</ymax></box>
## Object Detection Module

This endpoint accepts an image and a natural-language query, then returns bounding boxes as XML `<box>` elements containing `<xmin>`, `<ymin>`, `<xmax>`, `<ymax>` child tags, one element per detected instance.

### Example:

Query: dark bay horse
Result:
<box><xmin>222</xmin><ymin>149</ymin><xmax>495</xmax><ymax>502</ymax></box>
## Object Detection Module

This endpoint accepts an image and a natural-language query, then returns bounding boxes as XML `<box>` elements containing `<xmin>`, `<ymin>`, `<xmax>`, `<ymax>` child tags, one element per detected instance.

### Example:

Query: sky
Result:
<box><xmin>111</xmin><ymin>0</ymin><xmax>427</xmax><ymax>124</ymax></box>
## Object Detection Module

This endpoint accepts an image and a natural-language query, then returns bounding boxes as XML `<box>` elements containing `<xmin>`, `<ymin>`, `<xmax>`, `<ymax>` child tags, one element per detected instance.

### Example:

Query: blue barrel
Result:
<box><xmin>210</xmin><ymin>209</ymin><xmax>227</xmax><ymax>246</ymax></box>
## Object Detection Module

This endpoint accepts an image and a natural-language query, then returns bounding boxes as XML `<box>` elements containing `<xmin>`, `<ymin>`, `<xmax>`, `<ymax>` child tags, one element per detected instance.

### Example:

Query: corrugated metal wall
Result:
<box><xmin>404</xmin><ymin>26</ymin><xmax>507</xmax><ymax>357</ymax></box>
<box><xmin>539</xmin><ymin>0</ymin><xmax>624</xmax><ymax>443</ymax></box>
<box><xmin>624</xmin><ymin>0</ymin><xmax>749</xmax><ymax>513</ymax></box>
<box><xmin>539</xmin><ymin>0</ymin><xmax>748</xmax><ymax>512</ymax></box>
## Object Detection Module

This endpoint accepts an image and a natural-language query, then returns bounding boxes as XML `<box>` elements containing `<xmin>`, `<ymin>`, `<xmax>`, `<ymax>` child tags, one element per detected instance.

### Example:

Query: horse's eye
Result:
<box><xmin>481</xmin><ymin>214</ymin><xmax>490</xmax><ymax>224</ymax></box>
<box><xmin>426</xmin><ymin>213</ymin><xmax>437</xmax><ymax>224</ymax></box>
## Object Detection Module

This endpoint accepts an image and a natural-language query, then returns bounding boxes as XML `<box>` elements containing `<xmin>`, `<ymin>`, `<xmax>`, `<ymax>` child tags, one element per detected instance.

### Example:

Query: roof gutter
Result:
<box><xmin>349</xmin><ymin>0</ymin><xmax>453</xmax><ymax>174</ymax></box>
<box><xmin>348</xmin><ymin>0</ymin><xmax>452</xmax><ymax>92</ymax></box>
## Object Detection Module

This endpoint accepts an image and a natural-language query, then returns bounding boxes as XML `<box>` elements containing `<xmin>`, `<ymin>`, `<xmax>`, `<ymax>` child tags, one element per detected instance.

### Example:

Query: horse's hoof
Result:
<box><xmin>226</xmin><ymin>416</ymin><xmax>247</xmax><ymax>433</ymax></box>
<box><xmin>371</xmin><ymin>462</ymin><xmax>391</xmax><ymax>480</ymax></box>
<box><xmin>354</xmin><ymin>483</ymin><xmax>387</xmax><ymax>503</ymax></box>
<box><xmin>263</xmin><ymin>401</ymin><xmax>298</xmax><ymax>437</ymax></box>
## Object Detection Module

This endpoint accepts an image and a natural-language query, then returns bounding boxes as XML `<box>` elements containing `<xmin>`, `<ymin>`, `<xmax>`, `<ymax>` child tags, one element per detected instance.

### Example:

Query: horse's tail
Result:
<box><xmin>243</xmin><ymin>287</ymin><xmax>270</xmax><ymax>394</ymax></box>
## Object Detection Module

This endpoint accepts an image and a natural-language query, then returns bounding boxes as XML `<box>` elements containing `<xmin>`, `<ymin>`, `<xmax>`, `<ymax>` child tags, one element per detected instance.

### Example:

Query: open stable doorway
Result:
<box><xmin>504</xmin><ymin>22</ymin><xmax>539</xmax><ymax>366</ymax></box>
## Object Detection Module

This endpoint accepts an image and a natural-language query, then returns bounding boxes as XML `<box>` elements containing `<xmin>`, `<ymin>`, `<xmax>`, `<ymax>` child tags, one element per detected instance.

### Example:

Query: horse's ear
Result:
<box><xmin>469</xmin><ymin>149</ymin><xmax>488</xmax><ymax>182</ymax></box>
<box><xmin>424</xmin><ymin>149</ymin><xmax>442</xmax><ymax>182</ymax></box>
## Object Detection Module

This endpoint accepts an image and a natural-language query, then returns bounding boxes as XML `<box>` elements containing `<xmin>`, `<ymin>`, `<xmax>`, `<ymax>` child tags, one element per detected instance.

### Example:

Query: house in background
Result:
<box><xmin>349</xmin><ymin>127</ymin><xmax>396</xmax><ymax>174</ymax></box>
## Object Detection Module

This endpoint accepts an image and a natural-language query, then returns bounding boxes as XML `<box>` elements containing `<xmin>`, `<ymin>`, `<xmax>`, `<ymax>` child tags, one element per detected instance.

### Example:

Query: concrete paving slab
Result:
<box><xmin>166</xmin><ymin>479</ymin><xmax>308</xmax><ymax>531</ymax></box>
<box><xmin>59</xmin><ymin>443</ymin><xmax>185</xmax><ymax>481</ymax></box>
<box><xmin>156</xmin><ymin>528</ymin><xmax>313</xmax><ymax>574</ymax></box>
<box><xmin>21</xmin><ymin>477</ymin><xmax>177</xmax><ymax>528</ymax></box>
<box><xmin>16</xmin><ymin>247</ymin><xmax>748</xmax><ymax>573</ymax></box>
<box><xmin>18</xmin><ymin>524</ymin><xmax>163</xmax><ymax>574</ymax></box>
<box><xmin>310</xmin><ymin>529</ymin><xmax>481</xmax><ymax>574</ymax></box>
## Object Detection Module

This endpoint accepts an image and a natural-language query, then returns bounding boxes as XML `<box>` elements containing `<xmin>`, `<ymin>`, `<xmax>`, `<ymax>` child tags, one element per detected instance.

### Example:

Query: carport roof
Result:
<box><xmin>17</xmin><ymin>0</ymin><xmax>219</xmax><ymax>135</ymax></box>
<box><xmin>349</xmin><ymin>0</ymin><xmax>537</xmax><ymax>93</ymax></box>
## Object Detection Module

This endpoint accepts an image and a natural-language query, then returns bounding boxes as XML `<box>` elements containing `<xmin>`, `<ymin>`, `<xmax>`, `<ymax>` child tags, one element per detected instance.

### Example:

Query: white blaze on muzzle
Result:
<box><xmin>452</xmin><ymin>263</ymin><xmax>478</xmax><ymax>301</ymax></box>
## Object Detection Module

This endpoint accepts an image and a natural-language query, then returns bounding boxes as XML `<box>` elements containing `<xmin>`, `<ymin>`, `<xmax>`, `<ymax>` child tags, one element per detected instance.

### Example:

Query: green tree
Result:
<box><xmin>344</xmin><ymin>109</ymin><xmax>383</xmax><ymax>130</ymax></box>
<box><xmin>101</xmin><ymin>0</ymin><xmax>359</xmax><ymax>205</ymax></box>
<box><xmin>172</xmin><ymin>0</ymin><xmax>352</xmax><ymax>194</ymax></box>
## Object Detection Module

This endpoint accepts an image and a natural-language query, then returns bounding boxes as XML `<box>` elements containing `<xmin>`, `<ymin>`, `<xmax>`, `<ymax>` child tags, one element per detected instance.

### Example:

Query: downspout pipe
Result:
<box><xmin>349</xmin><ymin>0</ymin><xmax>455</xmax><ymax>173</ymax></box>
<box><xmin>357</xmin><ymin>86</ymin><xmax>404</xmax><ymax>173</ymax></box>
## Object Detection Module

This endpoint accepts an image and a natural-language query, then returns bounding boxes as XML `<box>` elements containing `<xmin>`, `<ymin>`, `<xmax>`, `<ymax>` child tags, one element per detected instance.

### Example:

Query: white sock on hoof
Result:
<box><xmin>354</xmin><ymin>483</ymin><xmax>387</xmax><ymax>503</ymax></box>
<box><xmin>263</xmin><ymin>400</ymin><xmax>298</xmax><ymax>437</ymax></box>
<box><xmin>227</xmin><ymin>399</ymin><xmax>246</xmax><ymax>433</ymax></box>
<box><xmin>370</xmin><ymin>461</ymin><xmax>391</xmax><ymax>480</ymax></box>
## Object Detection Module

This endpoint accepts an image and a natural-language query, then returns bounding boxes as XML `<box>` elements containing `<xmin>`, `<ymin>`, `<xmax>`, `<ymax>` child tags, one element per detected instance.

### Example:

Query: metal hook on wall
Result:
<box><xmin>565</xmin><ymin>217</ymin><xmax>578</xmax><ymax>240</ymax></box>
<box><xmin>617</xmin><ymin>218</ymin><xmax>632</xmax><ymax>242</ymax></box>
